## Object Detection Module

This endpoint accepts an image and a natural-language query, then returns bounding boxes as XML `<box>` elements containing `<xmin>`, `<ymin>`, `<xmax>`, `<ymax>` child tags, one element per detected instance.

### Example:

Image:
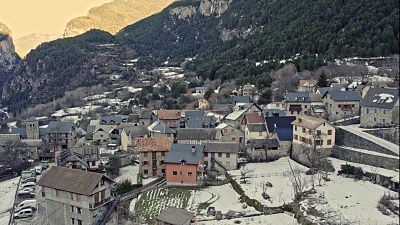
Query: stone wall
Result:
<box><xmin>364</xmin><ymin>127</ymin><xmax>400</xmax><ymax>145</ymax></box>
<box><xmin>335</xmin><ymin>127</ymin><xmax>397</xmax><ymax>156</ymax></box>
<box><xmin>332</xmin><ymin>146</ymin><xmax>399</xmax><ymax>170</ymax></box>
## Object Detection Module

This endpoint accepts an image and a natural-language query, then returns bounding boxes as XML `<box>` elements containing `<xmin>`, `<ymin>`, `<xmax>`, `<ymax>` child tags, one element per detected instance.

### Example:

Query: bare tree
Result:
<box><xmin>287</xmin><ymin>160</ymin><xmax>309</xmax><ymax>200</ymax></box>
<box><xmin>0</xmin><ymin>140</ymin><xmax>29</xmax><ymax>167</ymax></box>
<box><xmin>240</xmin><ymin>165</ymin><xmax>254</xmax><ymax>184</ymax></box>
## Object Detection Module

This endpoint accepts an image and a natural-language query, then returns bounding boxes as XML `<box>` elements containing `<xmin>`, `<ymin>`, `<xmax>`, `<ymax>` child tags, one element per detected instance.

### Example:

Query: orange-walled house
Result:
<box><xmin>165</xmin><ymin>144</ymin><xmax>205</xmax><ymax>186</ymax></box>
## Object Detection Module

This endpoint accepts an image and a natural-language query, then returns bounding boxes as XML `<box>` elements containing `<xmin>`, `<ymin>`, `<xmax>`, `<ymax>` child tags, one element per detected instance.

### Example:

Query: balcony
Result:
<box><xmin>89</xmin><ymin>196</ymin><xmax>112</xmax><ymax>209</ymax></box>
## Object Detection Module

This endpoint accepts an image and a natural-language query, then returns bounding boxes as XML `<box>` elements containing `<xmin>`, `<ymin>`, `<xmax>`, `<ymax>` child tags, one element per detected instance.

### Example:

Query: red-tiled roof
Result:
<box><xmin>158</xmin><ymin>110</ymin><xmax>183</xmax><ymax>120</ymax></box>
<box><xmin>137</xmin><ymin>137</ymin><xmax>173</xmax><ymax>152</ymax></box>
<box><xmin>245</xmin><ymin>112</ymin><xmax>265</xmax><ymax>124</ymax></box>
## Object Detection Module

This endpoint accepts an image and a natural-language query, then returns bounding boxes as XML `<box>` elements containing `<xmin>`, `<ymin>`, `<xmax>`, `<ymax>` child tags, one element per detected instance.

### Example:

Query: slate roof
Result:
<box><xmin>232</xmin><ymin>96</ymin><xmax>251</xmax><ymax>104</ymax></box>
<box><xmin>164</xmin><ymin>144</ymin><xmax>203</xmax><ymax>165</ymax></box>
<box><xmin>127</xmin><ymin>114</ymin><xmax>140</xmax><ymax>123</ymax></box>
<box><xmin>47</xmin><ymin>121</ymin><xmax>75</xmax><ymax>133</ymax></box>
<box><xmin>26</xmin><ymin>116</ymin><xmax>38</xmax><ymax>122</ymax></box>
<box><xmin>100</xmin><ymin>115</ymin><xmax>128</xmax><ymax>124</ymax></box>
<box><xmin>137</xmin><ymin>137</ymin><xmax>173</xmax><ymax>152</ymax></box>
<box><xmin>57</xmin><ymin>149</ymin><xmax>89</xmax><ymax>168</ymax></box>
<box><xmin>176</xmin><ymin>128</ymin><xmax>217</xmax><ymax>140</ymax></box>
<box><xmin>148</xmin><ymin>121</ymin><xmax>175</xmax><ymax>134</ymax></box>
<box><xmin>264</xmin><ymin>109</ymin><xmax>286</xmax><ymax>117</ymax></box>
<box><xmin>247</xmin><ymin>124</ymin><xmax>267</xmax><ymax>132</ymax></box>
<box><xmin>140</xmin><ymin>110</ymin><xmax>154</xmax><ymax>119</ymax></box>
<box><xmin>184</xmin><ymin>110</ymin><xmax>204</xmax><ymax>118</ymax></box>
<box><xmin>11</xmin><ymin>128</ymin><xmax>27</xmax><ymax>138</ymax></box>
<box><xmin>212</xmin><ymin>104</ymin><xmax>232</xmax><ymax>111</ymax></box>
<box><xmin>37</xmin><ymin>166</ymin><xmax>114</xmax><ymax>195</ymax></box>
<box><xmin>121</xmin><ymin>125</ymin><xmax>148</xmax><ymax>137</ymax></box>
<box><xmin>186</xmin><ymin>116</ymin><xmax>216</xmax><ymax>128</ymax></box>
<box><xmin>361</xmin><ymin>88</ymin><xmax>399</xmax><ymax>109</ymax></box>
<box><xmin>322</xmin><ymin>90</ymin><xmax>361</xmax><ymax>102</ymax></box>
<box><xmin>265</xmin><ymin>116</ymin><xmax>296</xmax><ymax>133</ymax></box>
<box><xmin>204</xmin><ymin>142</ymin><xmax>240</xmax><ymax>153</ymax></box>
<box><xmin>317</xmin><ymin>87</ymin><xmax>342</xmax><ymax>96</ymax></box>
<box><xmin>156</xmin><ymin>207</ymin><xmax>194</xmax><ymax>225</ymax></box>
<box><xmin>246</xmin><ymin>139</ymin><xmax>279</xmax><ymax>148</ymax></box>
<box><xmin>275</xmin><ymin>128</ymin><xmax>293</xmax><ymax>141</ymax></box>
<box><xmin>285</xmin><ymin>92</ymin><xmax>310</xmax><ymax>103</ymax></box>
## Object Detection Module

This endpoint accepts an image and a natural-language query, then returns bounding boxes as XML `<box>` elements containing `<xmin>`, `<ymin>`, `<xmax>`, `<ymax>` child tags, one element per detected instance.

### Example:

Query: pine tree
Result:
<box><xmin>318</xmin><ymin>71</ymin><xmax>328</xmax><ymax>87</ymax></box>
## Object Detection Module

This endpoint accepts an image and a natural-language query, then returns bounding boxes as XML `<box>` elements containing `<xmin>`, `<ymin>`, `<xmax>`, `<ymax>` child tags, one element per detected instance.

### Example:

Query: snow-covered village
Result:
<box><xmin>0</xmin><ymin>1</ymin><xmax>399</xmax><ymax>225</ymax></box>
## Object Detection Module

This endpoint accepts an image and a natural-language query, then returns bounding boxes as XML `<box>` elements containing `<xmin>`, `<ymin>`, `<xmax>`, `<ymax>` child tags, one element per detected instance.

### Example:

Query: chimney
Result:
<box><xmin>192</xmin><ymin>145</ymin><xmax>196</xmax><ymax>153</ymax></box>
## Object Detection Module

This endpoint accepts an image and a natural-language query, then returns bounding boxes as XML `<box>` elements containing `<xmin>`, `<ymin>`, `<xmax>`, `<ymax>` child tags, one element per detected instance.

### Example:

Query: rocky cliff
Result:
<box><xmin>64</xmin><ymin>0</ymin><xmax>176</xmax><ymax>37</ymax></box>
<box><xmin>0</xmin><ymin>22</ymin><xmax>20</xmax><ymax>97</ymax></box>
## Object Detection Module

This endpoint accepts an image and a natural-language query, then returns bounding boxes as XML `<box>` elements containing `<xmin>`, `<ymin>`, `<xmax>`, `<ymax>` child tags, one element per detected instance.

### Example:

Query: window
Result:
<box><xmin>160</xmin><ymin>160</ymin><xmax>164</xmax><ymax>165</ymax></box>
<box><xmin>338</xmin><ymin>104</ymin><xmax>342</xmax><ymax>108</ymax></box>
<box><xmin>366</xmin><ymin>108</ymin><xmax>369</xmax><ymax>114</ymax></box>
<box><xmin>226</xmin><ymin>153</ymin><xmax>230</xmax><ymax>158</ymax></box>
<box><xmin>223</xmin><ymin>128</ymin><xmax>227</xmax><ymax>133</ymax></box>
<box><xmin>294</xmin><ymin>135</ymin><xmax>298</xmax><ymax>140</ymax></box>
<box><xmin>328</xmin><ymin>130</ymin><xmax>332</xmax><ymax>135</ymax></box>
<box><xmin>71</xmin><ymin>206</ymin><xmax>75</xmax><ymax>213</ymax></box>
<box><xmin>259</xmin><ymin>131</ymin><xmax>263</xmax><ymax>136</ymax></box>
<box><xmin>204</xmin><ymin>152</ymin><xmax>208</xmax><ymax>157</ymax></box>
<box><xmin>315</xmin><ymin>140</ymin><xmax>323</xmax><ymax>145</ymax></box>
<box><xmin>42</xmin><ymin>191</ymin><xmax>45</xmax><ymax>197</ymax></box>
<box><xmin>383</xmin><ymin>119</ymin><xmax>386</xmax><ymax>124</ymax></box>
<box><xmin>77</xmin><ymin>207</ymin><xmax>82</xmax><ymax>214</ymax></box>
<box><xmin>374</xmin><ymin>109</ymin><xmax>377</xmax><ymax>113</ymax></box>
<box><xmin>316</xmin><ymin>130</ymin><xmax>321</xmax><ymax>135</ymax></box>
<box><xmin>161</xmin><ymin>152</ymin><xmax>166</xmax><ymax>156</ymax></box>
<box><xmin>327</xmin><ymin>139</ymin><xmax>332</xmax><ymax>145</ymax></box>
<box><xmin>383</xmin><ymin>110</ymin><xmax>386</xmax><ymax>114</ymax></box>
<box><xmin>218</xmin><ymin>153</ymin><xmax>222</xmax><ymax>157</ymax></box>
<box><xmin>143</xmin><ymin>161</ymin><xmax>148</xmax><ymax>166</ymax></box>
<box><xmin>161</xmin><ymin>169</ymin><xmax>165</xmax><ymax>174</ymax></box>
<box><xmin>71</xmin><ymin>218</ymin><xmax>75</xmax><ymax>225</ymax></box>
<box><xmin>144</xmin><ymin>170</ymin><xmax>148</xmax><ymax>175</ymax></box>
<box><xmin>336</xmin><ymin>112</ymin><xmax>338</xmax><ymax>115</ymax></box>
<box><xmin>188</xmin><ymin>172</ymin><xmax>192</xmax><ymax>176</ymax></box>
<box><xmin>173</xmin><ymin>171</ymin><xmax>177</xmax><ymax>176</ymax></box>
<box><xmin>77</xmin><ymin>220</ymin><xmax>82</xmax><ymax>225</ymax></box>
<box><xmin>144</xmin><ymin>152</ymin><xmax>148</xmax><ymax>157</ymax></box>
<box><xmin>55</xmin><ymin>190</ymin><xmax>60</xmax><ymax>197</ymax></box>
<box><xmin>231</xmin><ymin>129</ymin><xmax>234</xmax><ymax>134</ymax></box>
<box><xmin>374</xmin><ymin>118</ymin><xmax>377</xmax><ymax>122</ymax></box>
<box><xmin>92</xmin><ymin>161</ymin><xmax>96</xmax><ymax>166</ymax></box>
<box><xmin>232</xmin><ymin>137</ymin><xmax>236</xmax><ymax>141</ymax></box>
<box><xmin>100</xmin><ymin>180</ymin><xmax>105</xmax><ymax>186</ymax></box>
<box><xmin>75</xmin><ymin>194</ymin><xmax>81</xmax><ymax>202</ymax></box>
<box><xmin>295</xmin><ymin>125</ymin><xmax>297</xmax><ymax>131</ymax></box>
<box><xmin>180</xmin><ymin>171</ymin><xmax>182</xmax><ymax>175</ymax></box>
<box><xmin>302</xmin><ymin>128</ymin><xmax>306</xmax><ymax>133</ymax></box>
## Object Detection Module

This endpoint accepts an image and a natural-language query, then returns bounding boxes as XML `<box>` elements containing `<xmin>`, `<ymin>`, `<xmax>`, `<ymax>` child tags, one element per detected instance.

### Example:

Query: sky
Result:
<box><xmin>0</xmin><ymin>0</ymin><xmax>112</xmax><ymax>38</ymax></box>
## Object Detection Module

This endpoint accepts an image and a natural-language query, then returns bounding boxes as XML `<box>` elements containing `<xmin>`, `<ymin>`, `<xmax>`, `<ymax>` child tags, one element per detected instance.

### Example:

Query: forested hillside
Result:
<box><xmin>1</xmin><ymin>0</ymin><xmax>399</xmax><ymax>113</ymax></box>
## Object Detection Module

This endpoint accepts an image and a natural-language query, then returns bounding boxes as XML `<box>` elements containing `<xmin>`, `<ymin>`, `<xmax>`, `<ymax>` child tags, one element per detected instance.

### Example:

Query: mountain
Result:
<box><xmin>0</xmin><ymin>22</ymin><xmax>20</xmax><ymax>97</ymax></box>
<box><xmin>64</xmin><ymin>0</ymin><xmax>176</xmax><ymax>37</ymax></box>
<box><xmin>15</xmin><ymin>33</ymin><xmax>61</xmax><ymax>57</ymax></box>
<box><xmin>2</xmin><ymin>0</ymin><xmax>399</xmax><ymax>113</ymax></box>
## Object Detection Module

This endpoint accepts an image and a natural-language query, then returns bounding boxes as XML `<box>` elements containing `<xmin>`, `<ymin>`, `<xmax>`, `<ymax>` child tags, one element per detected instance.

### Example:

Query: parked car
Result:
<box><xmin>17</xmin><ymin>192</ymin><xmax>35</xmax><ymax>199</ymax></box>
<box><xmin>13</xmin><ymin>208</ymin><xmax>33</xmax><ymax>219</ymax></box>
<box><xmin>238</xmin><ymin>158</ymin><xmax>247</xmax><ymax>163</ymax></box>
<box><xmin>21</xmin><ymin>182</ymin><xmax>36</xmax><ymax>190</ymax></box>
<box><xmin>21</xmin><ymin>177</ymin><xmax>36</xmax><ymax>184</ymax></box>
<box><xmin>35</xmin><ymin>166</ymin><xmax>42</xmax><ymax>175</ymax></box>
<box><xmin>18</xmin><ymin>187</ymin><xmax>35</xmax><ymax>195</ymax></box>
<box><xmin>15</xmin><ymin>200</ymin><xmax>37</xmax><ymax>212</ymax></box>
<box><xmin>41</xmin><ymin>161</ymin><xmax>49</xmax><ymax>169</ymax></box>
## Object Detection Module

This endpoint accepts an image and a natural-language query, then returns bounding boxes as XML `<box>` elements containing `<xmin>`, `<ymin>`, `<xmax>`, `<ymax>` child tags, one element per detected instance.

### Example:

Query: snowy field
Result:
<box><xmin>115</xmin><ymin>165</ymin><xmax>157</xmax><ymax>185</ymax></box>
<box><xmin>229</xmin><ymin>158</ymin><xmax>310</xmax><ymax>207</ymax></box>
<box><xmin>199</xmin><ymin>213</ymin><xmax>299</xmax><ymax>225</ymax></box>
<box><xmin>0</xmin><ymin>177</ymin><xmax>20</xmax><ymax>225</ymax></box>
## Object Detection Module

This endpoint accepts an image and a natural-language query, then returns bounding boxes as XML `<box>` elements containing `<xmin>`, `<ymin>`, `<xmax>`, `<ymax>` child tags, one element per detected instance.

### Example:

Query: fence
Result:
<box><xmin>8</xmin><ymin>177</ymin><xmax>21</xmax><ymax>225</ymax></box>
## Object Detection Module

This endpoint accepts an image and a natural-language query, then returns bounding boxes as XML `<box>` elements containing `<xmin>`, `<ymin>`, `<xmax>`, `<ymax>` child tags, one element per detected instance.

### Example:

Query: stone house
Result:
<box><xmin>298</xmin><ymin>79</ymin><xmax>318</xmax><ymax>92</ymax></box>
<box><xmin>137</xmin><ymin>137</ymin><xmax>173</xmax><ymax>177</ymax></box>
<box><xmin>266</xmin><ymin>116</ymin><xmax>296</xmax><ymax>155</ymax></box>
<box><xmin>322</xmin><ymin>90</ymin><xmax>361</xmax><ymax>121</ymax></box>
<box><xmin>99</xmin><ymin>115</ymin><xmax>128</xmax><ymax>128</ymax></box>
<box><xmin>291</xmin><ymin>116</ymin><xmax>335</xmax><ymax>166</ymax></box>
<box><xmin>242</xmin><ymin>112</ymin><xmax>268</xmax><ymax>143</ymax></box>
<box><xmin>215</xmin><ymin>123</ymin><xmax>244</xmax><ymax>143</ymax></box>
<box><xmin>284</xmin><ymin>92</ymin><xmax>311</xmax><ymax>116</ymax></box>
<box><xmin>360</xmin><ymin>87</ymin><xmax>399</xmax><ymax>128</ymax></box>
<box><xmin>195</xmin><ymin>86</ymin><xmax>208</xmax><ymax>96</ymax></box>
<box><xmin>246</xmin><ymin>139</ymin><xmax>280</xmax><ymax>161</ymax></box>
<box><xmin>119</xmin><ymin>124</ymin><xmax>148</xmax><ymax>150</ymax></box>
<box><xmin>241</xmin><ymin>83</ymin><xmax>256</xmax><ymax>97</ymax></box>
<box><xmin>46</xmin><ymin>121</ymin><xmax>77</xmax><ymax>150</ymax></box>
<box><xmin>37</xmin><ymin>167</ymin><xmax>115</xmax><ymax>225</ymax></box>
<box><xmin>165</xmin><ymin>144</ymin><xmax>205</xmax><ymax>186</ymax></box>
<box><xmin>203</xmin><ymin>142</ymin><xmax>240</xmax><ymax>171</ymax></box>
<box><xmin>176</xmin><ymin>128</ymin><xmax>217</xmax><ymax>144</ymax></box>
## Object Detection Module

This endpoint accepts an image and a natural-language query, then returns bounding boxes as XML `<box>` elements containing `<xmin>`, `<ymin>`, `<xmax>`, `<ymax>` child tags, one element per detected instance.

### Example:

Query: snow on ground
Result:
<box><xmin>115</xmin><ymin>165</ymin><xmax>156</xmax><ymax>185</ymax></box>
<box><xmin>0</xmin><ymin>177</ymin><xmax>20</xmax><ymax>225</ymax></box>
<box><xmin>52</xmin><ymin>106</ymin><xmax>101</xmax><ymax>117</ymax></box>
<box><xmin>199</xmin><ymin>213</ymin><xmax>299</xmax><ymax>225</ymax></box>
<box><xmin>7</xmin><ymin>121</ymin><xmax>17</xmax><ymax>129</ymax></box>
<box><xmin>229</xmin><ymin>158</ymin><xmax>309</xmax><ymax>207</ymax></box>
<box><xmin>122</xmin><ymin>86</ymin><xmax>143</xmax><ymax>93</ymax></box>
<box><xmin>305</xmin><ymin>173</ymin><xmax>399</xmax><ymax>225</ymax></box>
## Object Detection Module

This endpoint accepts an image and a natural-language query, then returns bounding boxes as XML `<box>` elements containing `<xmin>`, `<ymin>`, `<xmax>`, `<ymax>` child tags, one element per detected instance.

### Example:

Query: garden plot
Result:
<box><xmin>229</xmin><ymin>157</ymin><xmax>310</xmax><ymax>207</ymax></box>
<box><xmin>0</xmin><ymin>177</ymin><xmax>19</xmax><ymax>225</ymax></box>
<box><xmin>135</xmin><ymin>187</ymin><xmax>192</xmax><ymax>222</ymax></box>
<box><xmin>199</xmin><ymin>213</ymin><xmax>299</xmax><ymax>225</ymax></box>
<box><xmin>115</xmin><ymin>165</ymin><xmax>157</xmax><ymax>185</ymax></box>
